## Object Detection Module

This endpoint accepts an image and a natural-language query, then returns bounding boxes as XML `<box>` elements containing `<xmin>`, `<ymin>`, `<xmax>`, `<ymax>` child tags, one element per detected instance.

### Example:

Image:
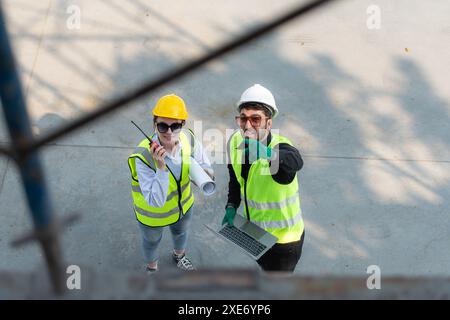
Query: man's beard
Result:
<box><xmin>243</xmin><ymin>127</ymin><xmax>269</xmax><ymax>141</ymax></box>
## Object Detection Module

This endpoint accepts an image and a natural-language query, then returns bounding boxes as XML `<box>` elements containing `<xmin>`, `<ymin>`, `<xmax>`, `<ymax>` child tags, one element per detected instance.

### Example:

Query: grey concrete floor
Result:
<box><xmin>1</xmin><ymin>0</ymin><xmax>449</xmax><ymax>282</ymax></box>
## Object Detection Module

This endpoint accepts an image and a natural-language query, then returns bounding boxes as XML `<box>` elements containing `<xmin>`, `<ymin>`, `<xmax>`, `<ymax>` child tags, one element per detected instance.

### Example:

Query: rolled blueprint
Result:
<box><xmin>189</xmin><ymin>157</ymin><xmax>216</xmax><ymax>196</ymax></box>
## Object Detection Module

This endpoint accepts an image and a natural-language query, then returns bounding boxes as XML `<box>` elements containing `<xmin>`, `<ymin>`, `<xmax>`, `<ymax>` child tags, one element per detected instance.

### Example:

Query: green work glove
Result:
<box><xmin>222</xmin><ymin>206</ymin><xmax>237</xmax><ymax>226</ymax></box>
<box><xmin>244</xmin><ymin>138</ymin><xmax>274</xmax><ymax>161</ymax></box>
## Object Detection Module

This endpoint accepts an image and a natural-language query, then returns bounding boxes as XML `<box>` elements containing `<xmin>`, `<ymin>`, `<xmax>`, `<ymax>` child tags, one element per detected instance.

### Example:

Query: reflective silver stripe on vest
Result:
<box><xmin>134</xmin><ymin>188</ymin><xmax>193</xmax><ymax>219</ymax></box>
<box><xmin>166</xmin><ymin>181</ymin><xmax>190</xmax><ymax>201</ymax></box>
<box><xmin>245</xmin><ymin>193</ymin><xmax>299</xmax><ymax>210</ymax></box>
<box><xmin>180</xmin><ymin>188</ymin><xmax>194</xmax><ymax>207</ymax></box>
<box><xmin>134</xmin><ymin>147</ymin><xmax>155</xmax><ymax>170</ymax></box>
<box><xmin>131</xmin><ymin>181</ymin><xmax>190</xmax><ymax>202</ymax></box>
<box><xmin>251</xmin><ymin>211</ymin><xmax>303</xmax><ymax>230</ymax></box>
<box><xmin>134</xmin><ymin>205</ymin><xmax>178</xmax><ymax>219</ymax></box>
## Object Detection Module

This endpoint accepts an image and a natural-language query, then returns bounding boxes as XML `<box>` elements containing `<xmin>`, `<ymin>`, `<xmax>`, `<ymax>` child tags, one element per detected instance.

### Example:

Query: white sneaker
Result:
<box><xmin>172</xmin><ymin>253</ymin><xmax>195</xmax><ymax>271</ymax></box>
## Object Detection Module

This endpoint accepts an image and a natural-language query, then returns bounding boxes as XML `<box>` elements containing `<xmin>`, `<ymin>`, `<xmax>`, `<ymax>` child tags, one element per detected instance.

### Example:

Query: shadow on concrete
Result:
<box><xmin>1</xmin><ymin>1</ymin><xmax>449</xmax><ymax>278</ymax></box>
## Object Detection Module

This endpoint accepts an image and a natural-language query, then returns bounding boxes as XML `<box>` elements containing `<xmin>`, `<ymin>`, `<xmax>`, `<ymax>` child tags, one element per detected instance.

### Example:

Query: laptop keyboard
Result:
<box><xmin>219</xmin><ymin>225</ymin><xmax>267</xmax><ymax>257</ymax></box>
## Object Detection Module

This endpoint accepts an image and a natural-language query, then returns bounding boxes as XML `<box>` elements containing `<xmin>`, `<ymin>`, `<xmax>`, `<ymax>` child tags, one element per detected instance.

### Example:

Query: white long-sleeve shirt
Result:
<box><xmin>135</xmin><ymin>131</ymin><xmax>213</xmax><ymax>208</ymax></box>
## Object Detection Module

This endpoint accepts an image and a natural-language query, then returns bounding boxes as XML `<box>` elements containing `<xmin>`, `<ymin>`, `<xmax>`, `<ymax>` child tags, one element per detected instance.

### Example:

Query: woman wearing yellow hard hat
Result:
<box><xmin>128</xmin><ymin>94</ymin><xmax>213</xmax><ymax>273</ymax></box>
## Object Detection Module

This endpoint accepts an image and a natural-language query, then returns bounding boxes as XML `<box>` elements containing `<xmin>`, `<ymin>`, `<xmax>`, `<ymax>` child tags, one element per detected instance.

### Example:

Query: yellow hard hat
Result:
<box><xmin>152</xmin><ymin>94</ymin><xmax>189</xmax><ymax>120</ymax></box>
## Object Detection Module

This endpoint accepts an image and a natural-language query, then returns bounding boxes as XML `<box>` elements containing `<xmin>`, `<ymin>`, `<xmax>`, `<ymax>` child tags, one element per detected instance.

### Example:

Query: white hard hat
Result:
<box><xmin>236</xmin><ymin>84</ymin><xmax>278</xmax><ymax>118</ymax></box>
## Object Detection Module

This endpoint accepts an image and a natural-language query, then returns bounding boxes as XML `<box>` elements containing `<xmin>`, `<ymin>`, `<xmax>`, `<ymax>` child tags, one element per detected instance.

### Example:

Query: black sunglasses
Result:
<box><xmin>155</xmin><ymin>121</ymin><xmax>184</xmax><ymax>133</ymax></box>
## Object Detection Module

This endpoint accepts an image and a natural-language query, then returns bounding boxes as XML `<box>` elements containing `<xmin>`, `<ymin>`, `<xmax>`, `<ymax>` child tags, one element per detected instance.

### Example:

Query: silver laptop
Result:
<box><xmin>205</xmin><ymin>214</ymin><xmax>278</xmax><ymax>260</ymax></box>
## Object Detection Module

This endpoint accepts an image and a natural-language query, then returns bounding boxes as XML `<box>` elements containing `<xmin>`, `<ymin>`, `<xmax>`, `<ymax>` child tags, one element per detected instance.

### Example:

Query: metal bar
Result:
<box><xmin>11</xmin><ymin>212</ymin><xmax>81</xmax><ymax>247</ymax></box>
<box><xmin>0</xmin><ymin>146</ymin><xmax>13</xmax><ymax>158</ymax></box>
<box><xmin>23</xmin><ymin>0</ymin><xmax>339</xmax><ymax>154</ymax></box>
<box><xmin>0</xmin><ymin>5</ymin><xmax>64</xmax><ymax>293</ymax></box>
<box><xmin>2</xmin><ymin>268</ymin><xmax>450</xmax><ymax>299</ymax></box>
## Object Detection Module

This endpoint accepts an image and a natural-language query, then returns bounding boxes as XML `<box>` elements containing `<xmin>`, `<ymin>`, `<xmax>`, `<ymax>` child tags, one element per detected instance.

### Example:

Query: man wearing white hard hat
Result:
<box><xmin>224</xmin><ymin>84</ymin><xmax>305</xmax><ymax>272</ymax></box>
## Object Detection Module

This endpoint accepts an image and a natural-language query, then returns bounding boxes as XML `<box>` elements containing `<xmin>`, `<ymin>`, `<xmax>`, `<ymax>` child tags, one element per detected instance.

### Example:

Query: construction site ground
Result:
<box><xmin>0</xmin><ymin>0</ymin><xmax>449</xmax><ymax>287</ymax></box>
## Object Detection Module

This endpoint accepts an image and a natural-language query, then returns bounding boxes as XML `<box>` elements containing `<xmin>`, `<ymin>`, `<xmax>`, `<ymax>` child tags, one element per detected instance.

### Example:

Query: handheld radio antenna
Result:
<box><xmin>131</xmin><ymin>121</ymin><xmax>159</xmax><ymax>148</ymax></box>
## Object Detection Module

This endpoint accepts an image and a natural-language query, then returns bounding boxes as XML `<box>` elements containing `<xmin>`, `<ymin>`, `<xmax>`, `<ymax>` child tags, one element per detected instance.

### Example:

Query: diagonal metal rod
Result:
<box><xmin>23</xmin><ymin>0</ymin><xmax>339</xmax><ymax>154</ymax></box>
<box><xmin>0</xmin><ymin>146</ymin><xmax>12</xmax><ymax>157</ymax></box>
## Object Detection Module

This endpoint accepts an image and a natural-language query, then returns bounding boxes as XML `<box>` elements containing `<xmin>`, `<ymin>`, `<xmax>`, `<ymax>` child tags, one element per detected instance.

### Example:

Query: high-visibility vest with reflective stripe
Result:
<box><xmin>128</xmin><ymin>131</ymin><xmax>194</xmax><ymax>227</ymax></box>
<box><xmin>229</xmin><ymin>131</ymin><xmax>304</xmax><ymax>244</ymax></box>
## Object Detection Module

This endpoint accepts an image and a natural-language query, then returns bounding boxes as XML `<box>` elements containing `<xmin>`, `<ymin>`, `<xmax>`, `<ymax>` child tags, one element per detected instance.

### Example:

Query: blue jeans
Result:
<box><xmin>138</xmin><ymin>207</ymin><xmax>193</xmax><ymax>264</ymax></box>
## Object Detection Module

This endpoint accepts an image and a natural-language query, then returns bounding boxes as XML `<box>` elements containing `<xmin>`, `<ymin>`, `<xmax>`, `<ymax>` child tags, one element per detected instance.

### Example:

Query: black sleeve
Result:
<box><xmin>226</xmin><ymin>164</ymin><xmax>241</xmax><ymax>209</ymax></box>
<box><xmin>270</xmin><ymin>143</ymin><xmax>304</xmax><ymax>185</ymax></box>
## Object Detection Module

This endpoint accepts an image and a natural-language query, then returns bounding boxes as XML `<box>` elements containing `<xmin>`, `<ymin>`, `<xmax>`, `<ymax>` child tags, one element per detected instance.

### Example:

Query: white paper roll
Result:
<box><xmin>189</xmin><ymin>157</ymin><xmax>216</xmax><ymax>196</ymax></box>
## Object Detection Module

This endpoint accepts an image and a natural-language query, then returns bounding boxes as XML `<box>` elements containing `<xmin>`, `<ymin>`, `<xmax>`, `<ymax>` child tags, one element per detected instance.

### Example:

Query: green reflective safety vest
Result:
<box><xmin>229</xmin><ymin>131</ymin><xmax>304</xmax><ymax>244</ymax></box>
<box><xmin>128</xmin><ymin>131</ymin><xmax>195</xmax><ymax>227</ymax></box>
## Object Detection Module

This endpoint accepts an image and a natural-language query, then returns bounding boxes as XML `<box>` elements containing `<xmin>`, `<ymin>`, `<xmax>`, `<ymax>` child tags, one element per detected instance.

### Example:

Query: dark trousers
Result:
<box><xmin>257</xmin><ymin>231</ymin><xmax>305</xmax><ymax>272</ymax></box>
